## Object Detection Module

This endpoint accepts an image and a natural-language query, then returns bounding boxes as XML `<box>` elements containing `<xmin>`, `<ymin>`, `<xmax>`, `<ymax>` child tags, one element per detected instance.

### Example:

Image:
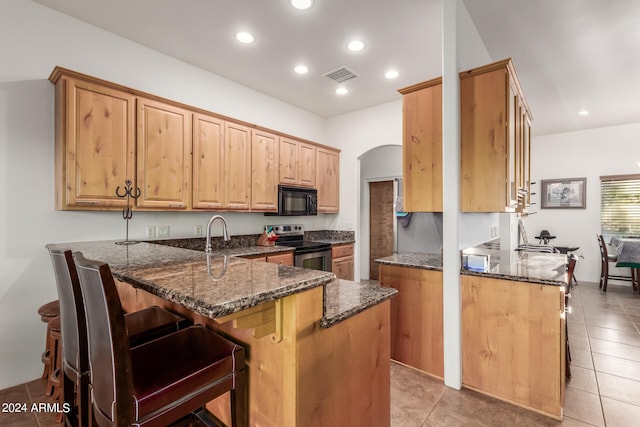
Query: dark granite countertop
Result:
<box><xmin>321</xmin><ymin>280</ymin><xmax>397</xmax><ymax>328</ymax></box>
<box><xmin>45</xmin><ymin>239</ymin><xmax>389</xmax><ymax>327</ymax></box>
<box><xmin>46</xmin><ymin>240</ymin><xmax>333</xmax><ymax>319</ymax></box>
<box><xmin>375</xmin><ymin>252</ymin><xmax>443</xmax><ymax>271</ymax></box>
<box><xmin>375</xmin><ymin>248</ymin><xmax>568</xmax><ymax>286</ymax></box>
<box><xmin>461</xmin><ymin>248</ymin><xmax>569</xmax><ymax>286</ymax></box>
<box><xmin>306</xmin><ymin>230</ymin><xmax>355</xmax><ymax>245</ymax></box>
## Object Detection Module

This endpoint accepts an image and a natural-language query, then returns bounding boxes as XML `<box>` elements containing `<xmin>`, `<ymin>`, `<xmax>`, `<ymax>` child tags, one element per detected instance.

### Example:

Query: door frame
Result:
<box><xmin>360</xmin><ymin>176</ymin><xmax>401</xmax><ymax>280</ymax></box>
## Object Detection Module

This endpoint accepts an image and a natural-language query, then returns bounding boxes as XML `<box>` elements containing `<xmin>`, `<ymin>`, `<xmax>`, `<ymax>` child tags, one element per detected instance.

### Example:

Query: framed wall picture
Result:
<box><xmin>541</xmin><ymin>177</ymin><xmax>587</xmax><ymax>209</ymax></box>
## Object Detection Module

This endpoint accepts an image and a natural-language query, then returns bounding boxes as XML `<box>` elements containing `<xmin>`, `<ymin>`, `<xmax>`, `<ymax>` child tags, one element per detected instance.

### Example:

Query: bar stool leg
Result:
<box><xmin>45</xmin><ymin>318</ymin><xmax>61</xmax><ymax>397</ymax></box>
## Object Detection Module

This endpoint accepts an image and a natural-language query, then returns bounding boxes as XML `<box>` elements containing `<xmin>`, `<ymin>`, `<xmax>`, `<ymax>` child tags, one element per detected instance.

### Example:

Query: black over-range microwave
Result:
<box><xmin>265</xmin><ymin>185</ymin><xmax>318</xmax><ymax>216</ymax></box>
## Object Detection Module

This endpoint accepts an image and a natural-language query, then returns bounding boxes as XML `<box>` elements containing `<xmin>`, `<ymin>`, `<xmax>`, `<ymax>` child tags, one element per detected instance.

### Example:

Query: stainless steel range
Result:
<box><xmin>265</xmin><ymin>224</ymin><xmax>332</xmax><ymax>272</ymax></box>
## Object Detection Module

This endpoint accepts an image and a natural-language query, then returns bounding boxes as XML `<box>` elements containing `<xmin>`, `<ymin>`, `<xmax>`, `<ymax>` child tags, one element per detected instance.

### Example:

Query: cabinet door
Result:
<box><xmin>251</xmin><ymin>130</ymin><xmax>279</xmax><ymax>211</ymax></box>
<box><xmin>57</xmin><ymin>78</ymin><xmax>135</xmax><ymax>209</ymax></box>
<box><xmin>460</xmin><ymin>68</ymin><xmax>509</xmax><ymax>212</ymax></box>
<box><xmin>192</xmin><ymin>113</ymin><xmax>225</xmax><ymax>209</ymax></box>
<box><xmin>402</xmin><ymin>81</ymin><xmax>443</xmax><ymax>212</ymax></box>
<box><xmin>379</xmin><ymin>265</ymin><xmax>443</xmax><ymax>377</ymax></box>
<box><xmin>279</xmin><ymin>137</ymin><xmax>299</xmax><ymax>185</ymax></box>
<box><xmin>136</xmin><ymin>98</ymin><xmax>191</xmax><ymax>209</ymax></box>
<box><xmin>316</xmin><ymin>147</ymin><xmax>340</xmax><ymax>212</ymax></box>
<box><xmin>461</xmin><ymin>275</ymin><xmax>563</xmax><ymax>417</ymax></box>
<box><xmin>332</xmin><ymin>256</ymin><xmax>354</xmax><ymax>280</ymax></box>
<box><xmin>279</xmin><ymin>138</ymin><xmax>316</xmax><ymax>187</ymax></box>
<box><xmin>224</xmin><ymin>122</ymin><xmax>251</xmax><ymax>210</ymax></box>
<box><xmin>298</xmin><ymin>142</ymin><xmax>316</xmax><ymax>187</ymax></box>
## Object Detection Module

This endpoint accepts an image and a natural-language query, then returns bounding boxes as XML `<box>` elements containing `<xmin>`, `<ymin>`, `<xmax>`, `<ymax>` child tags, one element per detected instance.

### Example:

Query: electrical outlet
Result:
<box><xmin>146</xmin><ymin>226</ymin><xmax>156</xmax><ymax>239</ymax></box>
<box><xmin>157</xmin><ymin>225</ymin><xmax>170</xmax><ymax>238</ymax></box>
<box><xmin>194</xmin><ymin>225</ymin><xmax>203</xmax><ymax>237</ymax></box>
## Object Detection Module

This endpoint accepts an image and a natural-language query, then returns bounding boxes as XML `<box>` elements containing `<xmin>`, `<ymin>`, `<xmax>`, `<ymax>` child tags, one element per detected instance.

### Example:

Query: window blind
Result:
<box><xmin>600</xmin><ymin>174</ymin><xmax>640</xmax><ymax>239</ymax></box>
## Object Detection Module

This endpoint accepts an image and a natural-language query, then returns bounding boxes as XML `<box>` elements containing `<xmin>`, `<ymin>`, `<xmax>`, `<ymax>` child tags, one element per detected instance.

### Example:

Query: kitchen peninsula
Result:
<box><xmin>377</xmin><ymin>248</ymin><xmax>569</xmax><ymax>420</ymax></box>
<box><xmin>46</xmin><ymin>240</ymin><xmax>396</xmax><ymax>427</ymax></box>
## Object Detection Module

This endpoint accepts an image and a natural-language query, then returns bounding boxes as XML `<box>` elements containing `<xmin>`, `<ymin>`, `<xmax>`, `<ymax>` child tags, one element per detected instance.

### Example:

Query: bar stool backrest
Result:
<box><xmin>48</xmin><ymin>248</ymin><xmax>88</xmax><ymax>376</ymax></box>
<box><xmin>73</xmin><ymin>253</ymin><xmax>135</xmax><ymax>426</ymax></box>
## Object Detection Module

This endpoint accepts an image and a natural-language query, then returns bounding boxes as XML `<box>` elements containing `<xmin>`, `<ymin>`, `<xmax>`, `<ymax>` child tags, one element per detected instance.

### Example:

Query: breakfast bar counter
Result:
<box><xmin>46</xmin><ymin>240</ymin><xmax>393</xmax><ymax>427</ymax></box>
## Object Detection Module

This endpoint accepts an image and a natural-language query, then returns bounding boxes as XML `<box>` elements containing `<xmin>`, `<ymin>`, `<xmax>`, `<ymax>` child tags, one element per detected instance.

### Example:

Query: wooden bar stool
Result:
<box><xmin>74</xmin><ymin>253</ymin><xmax>247</xmax><ymax>427</ymax></box>
<box><xmin>38</xmin><ymin>300</ymin><xmax>60</xmax><ymax>380</ymax></box>
<box><xmin>45</xmin><ymin>316</ymin><xmax>62</xmax><ymax>398</ymax></box>
<box><xmin>47</xmin><ymin>247</ymin><xmax>194</xmax><ymax>427</ymax></box>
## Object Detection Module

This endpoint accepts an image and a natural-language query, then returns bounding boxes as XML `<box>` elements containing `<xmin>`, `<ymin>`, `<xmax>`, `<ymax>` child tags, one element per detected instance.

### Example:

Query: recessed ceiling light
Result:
<box><xmin>294</xmin><ymin>65</ymin><xmax>309</xmax><ymax>74</ymax></box>
<box><xmin>235</xmin><ymin>31</ymin><xmax>255</xmax><ymax>44</ymax></box>
<box><xmin>347</xmin><ymin>40</ymin><xmax>365</xmax><ymax>52</ymax></box>
<box><xmin>291</xmin><ymin>0</ymin><xmax>314</xmax><ymax>10</ymax></box>
<box><xmin>578</xmin><ymin>109</ymin><xmax>589</xmax><ymax>116</ymax></box>
<box><xmin>336</xmin><ymin>87</ymin><xmax>349</xmax><ymax>96</ymax></box>
<box><xmin>385</xmin><ymin>70</ymin><xmax>399</xmax><ymax>79</ymax></box>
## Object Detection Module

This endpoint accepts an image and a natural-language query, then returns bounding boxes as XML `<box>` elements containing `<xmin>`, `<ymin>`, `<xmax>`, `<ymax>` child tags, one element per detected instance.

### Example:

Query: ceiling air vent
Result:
<box><xmin>323</xmin><ymin>66</ymin><xmax>359</xmax><ymax>83</ymax></box>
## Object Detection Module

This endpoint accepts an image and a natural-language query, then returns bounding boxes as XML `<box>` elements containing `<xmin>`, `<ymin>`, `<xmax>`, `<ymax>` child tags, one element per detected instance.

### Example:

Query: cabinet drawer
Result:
<box><xmin>332</xmin><ymin>244</ymin><xmax>354</xmax><ymax>258</ymax></box>
<box><xmin>266</xmin><ymin>252</ymin><xmax>294</xmax><ymax>266</ymax></box>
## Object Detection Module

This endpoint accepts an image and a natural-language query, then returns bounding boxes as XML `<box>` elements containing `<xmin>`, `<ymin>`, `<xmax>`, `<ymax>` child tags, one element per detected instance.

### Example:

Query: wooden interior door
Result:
<box><xmin>369</xmin><ymin>180</ymin><xmax>395</xmax><ymax>280</ymax></box>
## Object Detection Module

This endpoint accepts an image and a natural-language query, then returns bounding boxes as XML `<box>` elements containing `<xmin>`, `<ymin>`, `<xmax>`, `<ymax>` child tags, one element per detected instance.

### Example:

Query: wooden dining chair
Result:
<box><xmin>47</xmin><ymin>248</ymin><xmax>192</xmax><ymax>426</ymax></box>
<box><xmin>597</xmin><ymin>234</ymin><xmax>637</xmax><ymax>292</ymax></box>
<box><xmin>73</xmin><ymin>252</ymin><xmax>246</xmax><ymax>427</ymax></box>
<box><xmin>565</xmin><ymin>255</ymin><xmax>577</xmax><ymax>379</ymax></box>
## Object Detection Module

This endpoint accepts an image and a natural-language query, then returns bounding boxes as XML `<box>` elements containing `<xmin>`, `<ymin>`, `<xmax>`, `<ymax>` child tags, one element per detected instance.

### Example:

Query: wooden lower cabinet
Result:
<box><xmin>461</xmin><ymin>274</ymin><xmax>565</xmax><ymax>419</ymax></box>
<box><xmin>331</xmin><ymin>243</ymin><xmax>354</xmax><ymax>280</ymax></box>
<box><xmin>115</xmin><ymin>280</ymin><xmax>391</xmax><ymax>427</ymax></box>
<box><xmin>379</xmin><ymin>264</ymin><xmax>443</xmax><ymax>378</ymax></box>
<box><xmin>266</xmin><ymin>252</ymin><xmax>294</xmax><ymax>266</ymax></box>
<box><xmin>242</xmin><ymin>252</ymin><xmax>294</xmax><ymax>266</ymax></box>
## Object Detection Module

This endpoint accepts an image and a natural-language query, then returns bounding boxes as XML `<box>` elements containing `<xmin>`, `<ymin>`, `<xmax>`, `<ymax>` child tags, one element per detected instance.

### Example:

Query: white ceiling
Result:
<box><xmin>33</xmin><ymin>0</ymin><xmax>640</xmax><ymax>136</ymax></box>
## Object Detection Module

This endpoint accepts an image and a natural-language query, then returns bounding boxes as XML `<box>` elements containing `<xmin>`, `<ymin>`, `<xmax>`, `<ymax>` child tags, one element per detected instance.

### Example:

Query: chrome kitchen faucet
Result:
<box><xmin>205</xmin><ymin>215</ymin><xmax>230</xmax><ymax>254</ymax></box>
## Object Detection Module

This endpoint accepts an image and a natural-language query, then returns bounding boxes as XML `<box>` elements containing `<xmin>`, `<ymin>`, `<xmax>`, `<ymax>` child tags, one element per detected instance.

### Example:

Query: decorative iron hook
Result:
<box><xmin>115</xmin><ymin>179</ymin><xmax>141</xmax><ymax>245</ymax></box>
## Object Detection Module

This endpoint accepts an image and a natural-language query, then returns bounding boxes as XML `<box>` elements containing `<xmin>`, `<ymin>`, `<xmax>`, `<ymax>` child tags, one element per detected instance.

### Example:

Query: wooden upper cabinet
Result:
<box><xmin>316</xmin><ymin>147</ymin><xmax>340</xmax><ymax>213</ymax></box>
<box><xmin>251</xmin><ymin>130</ymin><xmax>279</xmax><ymax>211</ymax></box>
<box><xmin>398</xmin><ymin>78</ymin><xmax>443</xmax><ymax>212</ymax></box>
<box><xmin>279</xmin><ymin>137</ymin><xmax>316</xmax><ymax>187</ymax></box>
<box><xmin>298</xmin><ymin>142</ymin><xmax>316</xmax><ymax>187</ymax></box>
<box><xmin>224</xmin><ymin>122</ymin><xmax>251</xmax><ymax>210</ymax></box>
<box><xmin>460</xmin><ymin>59</ymin><xmax>532</xmax><ymax>213</ymax></box>
<box><xmin>279</xmin><ymin>137</ymin><xmax>298</xmax><ymax>185</ymax></box>
<box><xmin>53</xmin><ymin>76</ymin><xmax>135</xmax><ymax>209</ymax></box>
<box><xmin>192</xmin><ymin>113</ymin><xmax>225</xmax><ymax>209</ymax></box>
<box><xmin>136</xmin><ymin>98</ymin><xmax>192</xmax><ymax>209</ymax></box>
<box><xmin>49</xmin><ymin>67</ymin><xmax>337</xmax><ymax>213</ymax></box>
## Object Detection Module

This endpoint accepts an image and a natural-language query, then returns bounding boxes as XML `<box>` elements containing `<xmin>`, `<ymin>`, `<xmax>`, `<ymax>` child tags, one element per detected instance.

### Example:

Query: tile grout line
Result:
<box><xmin>419</xmin><ymin>386</ymin><xmax>447</xmax><ymax>427</ymax></box>
<box><xmin>575</xmin><ymin>281</ymin><xmax>608</xmax><ymax>427</ymax></box>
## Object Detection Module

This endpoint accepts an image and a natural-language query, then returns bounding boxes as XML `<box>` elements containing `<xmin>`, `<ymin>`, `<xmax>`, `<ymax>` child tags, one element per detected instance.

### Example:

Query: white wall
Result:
<box><xmin>0</xmin><ymin>0</ymin><xmax>329</xmax><ymax>389</ymax></box>
<box><xmin>525</xmin><ymin>122</ymin><xmax>640</xmax><ymax>284</ymax></box>
<box><xmin>326</xmin><ymin>100</ymin><xmax>403</xmax><ymax>280</ymax></box>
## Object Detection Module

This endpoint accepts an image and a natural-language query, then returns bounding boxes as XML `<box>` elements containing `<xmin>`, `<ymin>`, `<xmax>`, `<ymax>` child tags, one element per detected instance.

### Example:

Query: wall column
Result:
<box><xmin>442</xmin><ymin>0</ymin><xmax>462</xmax><ymax>389</ymax></box>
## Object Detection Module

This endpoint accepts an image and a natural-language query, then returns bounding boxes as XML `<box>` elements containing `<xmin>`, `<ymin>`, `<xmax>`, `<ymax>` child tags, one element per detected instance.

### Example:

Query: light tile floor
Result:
<box><xmin>2</xmin><ymin>281</ymin><xmax>640</xmax><ymax>426</ymax></box>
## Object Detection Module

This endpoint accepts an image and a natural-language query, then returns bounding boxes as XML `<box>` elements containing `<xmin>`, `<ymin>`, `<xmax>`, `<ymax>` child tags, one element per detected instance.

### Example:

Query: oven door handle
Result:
<box><xmin>294</xmin><ymin>246</ymin><xmax>332</xmax><ymax>255</ymax></box>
